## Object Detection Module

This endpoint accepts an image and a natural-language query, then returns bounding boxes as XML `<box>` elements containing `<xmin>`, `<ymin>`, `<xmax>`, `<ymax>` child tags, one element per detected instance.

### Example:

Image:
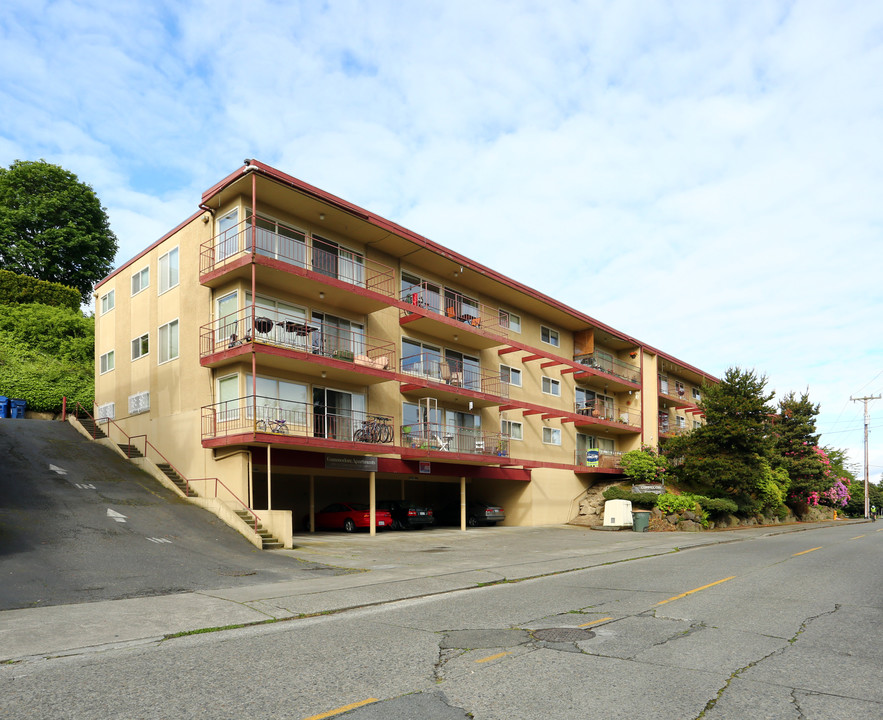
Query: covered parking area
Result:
<box><xmin>248</xmin><ymin>447</ymin><xmax>532</xmax><ymax>534</ymax></box>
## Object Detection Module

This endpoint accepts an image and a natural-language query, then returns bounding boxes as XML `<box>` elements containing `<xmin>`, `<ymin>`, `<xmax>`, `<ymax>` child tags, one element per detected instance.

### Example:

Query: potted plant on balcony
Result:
<box><xmin>332</xmin><ymin>349</ymin><xmax>355</xmax><ymax>362</ymax></box>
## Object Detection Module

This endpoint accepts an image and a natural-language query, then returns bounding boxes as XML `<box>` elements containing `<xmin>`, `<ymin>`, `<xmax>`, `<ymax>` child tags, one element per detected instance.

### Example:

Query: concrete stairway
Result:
<box><xmin>79</xmin><ymin>418</ymin><xmax>108</xmax><ymax>440</ymax></box>
<box><xmin>234</xmin><ymin>509</ymin><xmax>284</xmax><ymax>550</ymax></box>
<box><xmin>155</xmin><ymin>462</ymin><xmax>198</xmax><ymax>498</ymax></box>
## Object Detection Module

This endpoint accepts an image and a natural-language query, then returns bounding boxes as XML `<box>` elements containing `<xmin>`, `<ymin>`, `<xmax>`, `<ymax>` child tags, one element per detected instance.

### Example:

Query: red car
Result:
<box><xmin>311</xmin><ymin>502</ymin><xmax>393</xmax><ymax>532</ymax></box>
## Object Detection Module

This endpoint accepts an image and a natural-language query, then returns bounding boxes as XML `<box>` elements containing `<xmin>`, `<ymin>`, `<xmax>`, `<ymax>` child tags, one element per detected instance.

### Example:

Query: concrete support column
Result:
<box><xmin>266</xmin><ymin>445</ymin><xmax>272</xmax><ymax>510</ymax></box>
<box><xmin>369</xmin><ymin>471</ymin><xmax>376</xmax><ymax>537</ymax></box>
<box><xmin>460</xmin><ymin>476</ymin><xmax>466</xmax><ymax>531</ymax></box>
<box><xmin>309</xmin><ymin>475</ymin><xmax>315</xmax><ymax>533</ymax></box>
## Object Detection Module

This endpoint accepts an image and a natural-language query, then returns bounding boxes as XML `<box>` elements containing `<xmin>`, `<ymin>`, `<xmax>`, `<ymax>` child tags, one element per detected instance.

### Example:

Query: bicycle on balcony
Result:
<box><xmin>353</xmin><ymin>415</ymin><xmax>393</xmax><ymax>444</ymax></box>
<box><xmin>256</xmin><ymin>416</ymin><xmax>289</xmax><ymax>434</ymax></box>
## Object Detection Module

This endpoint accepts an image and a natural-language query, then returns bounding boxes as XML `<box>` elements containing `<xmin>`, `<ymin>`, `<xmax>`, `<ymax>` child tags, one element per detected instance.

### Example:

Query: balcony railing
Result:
<box><xmin>574</xmin><ymin>353</ymin><xmax>640</xmax><ymax>384</ymax></box>
<box><xmin>400</xmin><ymin>354</ymin><xmax>508</xmax><ymax>399</ymax></box>
<box><xmin>658</xmin><ymin>422</ymin><xmax>692</xmax><ymax>436</ymax></box>
<box><xmin>574</xmin><ymin>401</ymin><xmax>641</xmax><ymax>428</ymax></box>
<box><xmin>200</xmin><ymin>307</ymin><xmax>395</xmax><ymax>370</ymax></box>
<box><xmin>401</xmin><ymin>422</ymin><xmax>509</xmax><ymax>457</ymax></box>
<box><xmin>574</xmin><ymin>449</ymin><xmax>624</xmax><ymax>468</ymax></box>
<box><xmin>658</xmin><ymin>378</ymin><xmax>697</xmax><ymax>403</ymax></box>
<box><xmin>202</xmin><ymin>395</ymin><xmax>395</xmax><ymax>444</ymax></box>
<box><xmin>400</xmin><ymin>282</ymin><xmax>507</xmax><ymax>336</ymax></box>
<box><xmin>199</xmin><ymin>215</ymin><xmax>397</xmax><ymax>298</ymax></box>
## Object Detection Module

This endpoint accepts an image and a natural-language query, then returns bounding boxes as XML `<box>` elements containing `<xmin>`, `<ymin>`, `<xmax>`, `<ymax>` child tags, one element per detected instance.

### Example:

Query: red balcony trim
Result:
<box><xmin>561</xmin><ymin>368</ymin><xmax>579</xmax><ymax>374</ymax></box>
<box><xmin>522</xmin><ymin>410</ymin><xmax>543</xmax><ymax>416</ymax></box>
<box><xmin>541</xmin><ymin>361</ymin><xmax>561</xmax><ymax>369</ymax></box>
<box><xmin>498</xmin><ymin>347</ymin><xmax>520</xmax><ymax>355</ymax></box>
<box><xmin>522</xmin><ymin>354</ymin><xmax>544</xmax><ymax>362</ymax></box>
<box><xmin>400</xmin><ymin>383</ymin><xmax>422</xmax><ymax>392</ymax></box>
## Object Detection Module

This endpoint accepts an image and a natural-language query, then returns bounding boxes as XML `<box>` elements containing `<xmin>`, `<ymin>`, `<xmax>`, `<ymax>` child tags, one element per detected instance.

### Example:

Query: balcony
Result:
<box><xmin>658</xmin><ymin>377</ymin><xmax>697</xmax><ymax>409</ymax></box>
<box><xmin>658</xmin><ymin>422</ymin><xmax>692</xmax><ymax>437</ymax></box>
<box><xmin>399</xmin><ymin>354</ymin><xmax>509</xmax><ymax>408</ymax></box>
<box><xmin>400</xmin><ymin>422</ymin><xmax>509</xmax><ymax>459</ymax></box>
<box><xmin>399</xmin><ymin>283</ymin><xmax>508</xmax><ymax>350</ymax></box>
<box><xmin>198</xmin><ymin>215</ymin><xmax>397</xmax><ymax>313</ymax></box>
<box><xmin>201</xmin><ymin>396</ymin><xmax>396</xmax><ymax>450</ymax></box>
<box><xmin>573</xmin><ymin>352</ymin><xmax>641</xmax><ymax>390</ymax></box>
<box><xmin>199</xmin><ymin>307</ymin><xmax>396</xmax><ymax>385</ymax></box>
<box><xmin>574</xmin><ymin>449</ymin><xmax>624</xmax><ymax>470</ymax></box>
<box><xmin>573</xmin><ymin>400</ymin><xmax>642</xmax><ymax>433</ymax></box>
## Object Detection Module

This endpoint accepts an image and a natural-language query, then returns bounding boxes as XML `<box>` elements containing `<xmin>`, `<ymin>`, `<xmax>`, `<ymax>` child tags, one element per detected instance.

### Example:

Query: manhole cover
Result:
<box><xmin>531</xmin><ymin>628</ymin><xmax>596</xmax><ymax>643</ymax></box>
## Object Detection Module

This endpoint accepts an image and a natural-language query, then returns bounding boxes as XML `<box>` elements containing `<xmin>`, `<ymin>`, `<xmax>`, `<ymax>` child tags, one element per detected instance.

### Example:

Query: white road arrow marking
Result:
<box><xmin>147</xmin><ymin>537</ymin><xmax>172</xmax><ymax>544</ymax></box>
<box><xmin>49</xmin><ymin>464</ymin><xmax>67</xmax><ymax>475</ymax></box>
<box><xmin>107</xmin><ymin>509</ymin><xmax>128</xmax><ymax>523</ymax></box>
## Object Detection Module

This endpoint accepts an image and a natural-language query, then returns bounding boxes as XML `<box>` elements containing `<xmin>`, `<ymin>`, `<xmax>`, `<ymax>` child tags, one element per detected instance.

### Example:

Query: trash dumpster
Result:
<box><xmin>10</xmin><ymin>399</ymin><xmax>27</xmax><ymax>419</ymax></box>
<box><xmin>0</xmin><ymin>396</ymin><xmax>9</xmax><ymax>418</ymax></box>
<box><xmin>633</xmin><ymin>510</ymin><xmax>651</xmax><ymax>532</ymax></box>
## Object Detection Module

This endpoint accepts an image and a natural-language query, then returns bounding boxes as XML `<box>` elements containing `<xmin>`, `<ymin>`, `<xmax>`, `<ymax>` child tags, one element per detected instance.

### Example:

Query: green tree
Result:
<box><xmin>0</xmin><ymin>160</ymin><xmax>118</xmax><ymax>303</ymax></box>
<box><xmin>663</xmin><ymin>367</ymin><xmax>777</xmax><ymax>511</ymax></box>
<box><xmin>771</xmin><ymin>391</ymin><xmax>827</xmax><ymax>502</ymax></box>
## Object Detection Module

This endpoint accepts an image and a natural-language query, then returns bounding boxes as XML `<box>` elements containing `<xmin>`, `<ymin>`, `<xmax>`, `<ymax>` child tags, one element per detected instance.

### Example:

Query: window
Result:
<box><xmin>502</xmin><ymin>419</ymin><xmax>523</xmax><ymax>440</ymax></box>
<box><xmin>100</xmin><ymin>289</ymin><xmax>114</xmax><ymax>314</ymax></box>
<box><xmin>158</xmin><ymin>320</ymin><xmax>179</xmax><ymax>363</ymax></box>
<box><xmin>128</xmin><ymin>391</ymin><xmax>150</xmax><ymax>415</ymax></box>
<box><xmin>676</xmin><ymin>415</ymin><xmax>686</xmax><ymax>428</ymax></box>
<box><xmin>499</xmin><ymin>309</ymin><xmax>521</xmax><ymax>333</ymax></box>
<box><xmin>131</xmin><ymin>266</ymin><xmax>149</xmax><ymax>296</ymax></box>
<box><xmin>692</xmin><ymin>388</ymin><xmax>701</xmax><ymax>401</ymax></box>
<box><xmin>97</xmin><ymin>402</ymin><xmax>115</xmax><ymax>420</ymax></box>
<box><xmin>500</xmin><ymin>364</ymin><xmax>522</xmax><ymax>387</ymax></box>
<box><xmin>217</xmin><ymin>375</ymin><xmax>240</xmax><ymax>421</ymax></box>
<box><xmin>693</xmin><ymin>420</ymin><xmax>702</xmax><ymax>430</ymax></box>
<box><xmin>540</xmin><ymin>326</ymin><xmax>559</xmax><ymax>347</ymax></box>
<box><xmin>158</xmin><ymin>247</ymin><xmax>179</xmax><ymax>294</ymax></box>
<box><xmin>543</xmin><ymin>427</ymin><xmax>561</xmax><ymax>445</ymax></box>
<box><xmin>99</xmin><ymin>350</ymin><xmax>114</xmax><ymax>374</ymax></box>
<box><xmin>542</xmin><ymin>376</ymin><xmax>560</xmax><ymax>396</ymax></box>
<box><xmin>131</xmin><ymin>333</ymin><xmax>149</xmax><ymax>360</ymax></box>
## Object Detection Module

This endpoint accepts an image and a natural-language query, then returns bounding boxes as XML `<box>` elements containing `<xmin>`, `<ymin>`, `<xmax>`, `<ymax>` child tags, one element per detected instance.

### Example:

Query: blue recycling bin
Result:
<box><xmin>10</xmin><ymin>399</ymin><xmax>26</xmax><ymax>419</ymax></box>
<box><xmin>0</xmin><ymin>396</ymin><xmax>9</xmax><ymax>418</ymax></box>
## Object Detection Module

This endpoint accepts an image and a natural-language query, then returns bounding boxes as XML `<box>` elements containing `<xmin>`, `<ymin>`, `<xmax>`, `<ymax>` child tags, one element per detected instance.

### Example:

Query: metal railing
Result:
<box><xmin>400</xmin><ymin>353</ymin><xmax>508</xmax><ymax>399</ymax></box>
<box><xmin>64</xmin><ymin>400</ymin><xmax>262</xmax><ymax>531</ymax></box>
<box><xmin>574</xmin><ymin>449</ymin><xmax>624</xmax><ymax>468</ymax></box>
<box><xmin>399</xmin><ymin>282</ymin><xmax>507</xmax><ymax>336</ymax></box>
<box><xmin>574</xmin><ymin>400</ymin><xmax>641</xmax><ymax>428</ymax></box>
<box><xmin>658</xmin><ymin>422</ymin><xmax>692</xmax><ymax>436</ymax></box>
<box><xmin>658</xmin><ymin>377</ymin><xmax>696</xmax><ymax>402</ymax></box>
<box><xmin>199</xmin><ymin>214</ymin><xmax>397</xmax><ymax>298</ymax></box>
<box><xmin>199</xmin><ymin>307</ymin><xmax>395</xmax><ymax>370</ymax></box>
<box><xmin>400</xmin><ymin>422</ymin><xmax>509</xmax><ymax>457</ymax></box>
<box><xmin>202</xmin><ymin>395</ymin><xmax>396</xmax><ymax>445</ymax></box>
<box><xmin>574</xmin><ymin>353</ymin><xmax>640</xmax><ymax>384</ymax></box>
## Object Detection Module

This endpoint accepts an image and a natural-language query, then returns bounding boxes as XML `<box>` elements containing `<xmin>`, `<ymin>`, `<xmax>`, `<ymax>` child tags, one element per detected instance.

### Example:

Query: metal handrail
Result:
<box><xmin>574</xmin><ymin>400</ymin><xmax>641</xmax><ymax>428</ymax></box>
<box><xmin>400</xmin><ymin>422</ymin><xmax>509</xmax><ymax>456</ymax></box>
<box><xmin>574</xmin><ymin>353</ymin><xmax>640</xmax><ymax>384</ymax></box>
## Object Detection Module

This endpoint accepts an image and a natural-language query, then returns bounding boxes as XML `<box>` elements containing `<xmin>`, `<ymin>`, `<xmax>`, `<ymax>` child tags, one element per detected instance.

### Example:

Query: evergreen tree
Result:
<box><xmin>772</xmin><ymin>391</ymin><xmax>828</xmax><ymax>502</ymax></box>
<box><xmin>664</xmin><ymin>367</ymin><xmax>777</xmax><ymax>511</ymax></box>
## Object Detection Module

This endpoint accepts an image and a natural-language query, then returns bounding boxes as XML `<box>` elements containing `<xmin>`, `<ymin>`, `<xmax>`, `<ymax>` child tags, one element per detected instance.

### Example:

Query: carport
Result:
<box><xmin>249</xmin><ymin>447</ymin><xmax>532</xmax><ymax>534</ymax></box>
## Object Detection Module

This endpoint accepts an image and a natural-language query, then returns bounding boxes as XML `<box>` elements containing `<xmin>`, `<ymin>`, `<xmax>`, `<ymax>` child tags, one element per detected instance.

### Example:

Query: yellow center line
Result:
<box><xmin>578</xmin><ymin>617</ymin><xmax>614</xmax><ymax>628</ymax></box>
<box><xmin>655</xmin><ymin>576</ymin><xmax>736</xmax><ymax>606</ymax></box>
<box><xmin>303</xmin><ymin>699</ymin><xmax>379</xmax><ymax>720</ymax></box>
<box><xmin>476</xmin><ymin>651</ymin><xmax>511</xmax><ymax>663</ymax></box>
<box><xmin>792</xmin><ymin>546</ymin><xmax>822</xmax><ymax>556</ymax></box>
<box><xmin>851</xmin><ymin>535</ymin><xmax>866</xmax><ymax>540</ymax></box>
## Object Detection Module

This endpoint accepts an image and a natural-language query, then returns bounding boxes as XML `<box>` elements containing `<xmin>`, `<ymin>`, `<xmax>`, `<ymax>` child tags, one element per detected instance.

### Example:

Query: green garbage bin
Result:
<box><xmin>633</xmin><ymin>510</ymin><xmax>651</xmax><ymax>532</ymax></box>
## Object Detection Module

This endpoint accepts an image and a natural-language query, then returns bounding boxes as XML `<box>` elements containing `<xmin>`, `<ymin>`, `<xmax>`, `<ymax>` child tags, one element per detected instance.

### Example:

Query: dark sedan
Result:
<box><xmin>376</xmin><ymin>500</ymin><xmax>434</xmax><ymax>530</ymax></box>
<box><xmin>436</xmin><ymin>500</ymin><xmax>505</xmax><ymax>527</ymax></box>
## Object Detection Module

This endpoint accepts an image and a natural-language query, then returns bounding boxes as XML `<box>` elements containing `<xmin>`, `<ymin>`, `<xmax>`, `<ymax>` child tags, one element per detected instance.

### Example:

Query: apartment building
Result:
<box><xmin>93</xmin><ymin>160</ymin><xmax>715</xmax><ymax>545</ymax></box>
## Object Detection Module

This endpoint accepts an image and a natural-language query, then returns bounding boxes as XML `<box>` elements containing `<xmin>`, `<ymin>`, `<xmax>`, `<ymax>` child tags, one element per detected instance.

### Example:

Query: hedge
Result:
<box><xmin>0</xmin><ymin>269</ymin><xmax>80</xmax><ymax>310</ymax></box>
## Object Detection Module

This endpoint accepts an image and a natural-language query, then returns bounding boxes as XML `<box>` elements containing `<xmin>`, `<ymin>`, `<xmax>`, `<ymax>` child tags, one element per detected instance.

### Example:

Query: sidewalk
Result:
<box><xmin>0</xmin><ymin>520</ymin><xmax>860</xmax><ymax>662</ymax></box>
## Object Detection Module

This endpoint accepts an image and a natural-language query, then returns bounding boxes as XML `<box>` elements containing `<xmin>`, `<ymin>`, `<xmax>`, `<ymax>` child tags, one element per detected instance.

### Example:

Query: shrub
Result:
<box><xmin>620</xmin><ymin>447</ymin><xmax>668</xmax><ymax>484</ymax></box>
<box><xmin>0</xmin><ymin>269</ymin><xmax>80</xmax><ymax>310</ymax></box>
<box><xmin>602</xmin><ymin>485</ymin><xmax>661</xmax><ymax>507</ymax></box>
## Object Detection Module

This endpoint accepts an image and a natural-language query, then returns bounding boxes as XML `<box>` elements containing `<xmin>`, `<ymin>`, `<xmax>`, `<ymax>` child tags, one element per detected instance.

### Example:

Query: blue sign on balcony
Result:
<box><xmin>586</xmin><ymin>449</ymin><xmax>600</xmax><ymax>467</ymax></box>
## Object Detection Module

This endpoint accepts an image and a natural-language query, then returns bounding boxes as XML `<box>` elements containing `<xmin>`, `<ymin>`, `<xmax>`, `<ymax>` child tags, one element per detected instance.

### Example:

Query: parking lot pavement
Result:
<box><xmin>0</xmin><ymin>520</ymin><xmax>860</xmax><ymax>663</ymax></box>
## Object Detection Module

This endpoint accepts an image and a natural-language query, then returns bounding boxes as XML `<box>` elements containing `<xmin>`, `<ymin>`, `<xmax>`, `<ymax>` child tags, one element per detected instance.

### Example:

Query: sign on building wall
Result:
<box><xmin>325</xmin><ymin>454</ymin><xmax>378</xmax><ymax>472</ymax></box>
<box><xmin>632</xmin><ymin>484</ymin><xmax>665</xmax><ymax>494</ymax></box>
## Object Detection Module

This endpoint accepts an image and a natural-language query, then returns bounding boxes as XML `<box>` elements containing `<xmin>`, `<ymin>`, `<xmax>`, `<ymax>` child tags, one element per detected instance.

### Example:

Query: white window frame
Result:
<box><xmin>542</xmin><ymin>376</ymin><xmax>560</xmax><ymax>396</ymax></box>
<box><xmin>499</xmin><ymin>309</ymin><xmax>521</xmax><ymax>333</ymax></box>
<box><xmin>692</xmin><ymin>387</ymin><xmax>701</xmax><ymax>401</ymax></box>
<box><xmin>158</xmin><ymin>319</ymin><xmax>179</xmax><ymax>364</ymax></box>
<box><xmin>217</xmin><ymin>374</ymin><xmax>241</xmax><ymax>422</ymax></box>
<box><xmin>131</xmin><ymin>333</ymin><xmax>149</xmax><ymax>361</ymax></box>
<box><xmin>99</xmin><ymin>350</ymin><xmax>114</xmax><ymax>374</ymax></box>
<box><xmin>500</xmin><ymin>364</ymin><xmax>522</xmax><ymax>387</ymax></box>
<box><xmin>131</xmin><ymin>266</ymin><xmax>149</xmax><ymax>296</ymax></box>
<box><xmin>543</xmin><ymin>427</ymin><xmax>562</xmax><ymax>445</ymax></box>
<box><xmin>502</xmin><ymin>419</ymin><xmax>523</xmax><ymax>441</ymax></box>
<box><xmin>158</xmin><ymin>247</ymin><xmax>179</xmax><ymax>295</ymax></box>
<box><xmin>100</xmin><ymin>289</ymin><xmax>115</xmax><ymax>315</ymax></box>
<box><xmin>676</xmin><ymin>415</ymin><xmax>686</xmax><ymax>428</ymax></box>
<box><xmin>540</xmin><ymin>326</ymin><xmax>559</xmax><ymax>347</ymax></box>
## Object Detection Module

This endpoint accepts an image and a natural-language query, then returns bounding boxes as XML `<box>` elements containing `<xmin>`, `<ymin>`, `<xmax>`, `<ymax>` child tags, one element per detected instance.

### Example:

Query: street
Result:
<box><xmin>2</xmin><ymin>522</ymin><xmax>880</xmax><ymax>719</ymax></box>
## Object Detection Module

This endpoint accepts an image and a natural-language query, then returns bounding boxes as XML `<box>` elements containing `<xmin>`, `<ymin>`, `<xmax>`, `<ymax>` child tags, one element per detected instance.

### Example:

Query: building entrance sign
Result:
<box><xmin>325</xmin><ymin>454</ymin><xmax>378</xmax><ymax>472</ymax></box>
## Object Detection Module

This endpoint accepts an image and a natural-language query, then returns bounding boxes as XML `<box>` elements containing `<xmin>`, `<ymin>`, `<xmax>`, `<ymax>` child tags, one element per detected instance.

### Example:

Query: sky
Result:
<box><xmin>1</xmin><ymin>0</ymin><xmax>881</xmax><ymax>479</ymax></box>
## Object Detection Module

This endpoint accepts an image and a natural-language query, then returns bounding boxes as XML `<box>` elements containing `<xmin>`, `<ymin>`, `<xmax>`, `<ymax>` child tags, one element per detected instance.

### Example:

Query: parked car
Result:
<box><xmin>376</xmin><ymin>500</ymin><xmax>434</xmax><ymax>530</ymax></box>
<box><xmin>436</xmin><ymin>500</ymin><xmax>505</xmax><ymax>527</ymax></box>
<box><xmin>309</xmin><ymin>502</ymin><xmax>393</xmax><ymax>532</ymax></box>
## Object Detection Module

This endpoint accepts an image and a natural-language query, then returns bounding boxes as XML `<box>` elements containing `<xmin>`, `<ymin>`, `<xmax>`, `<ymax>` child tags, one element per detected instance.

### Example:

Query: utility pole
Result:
<box><xmin>850</xmin><ymin>394</ymin><xmax>880</xmax><ymax>519</ymax></box>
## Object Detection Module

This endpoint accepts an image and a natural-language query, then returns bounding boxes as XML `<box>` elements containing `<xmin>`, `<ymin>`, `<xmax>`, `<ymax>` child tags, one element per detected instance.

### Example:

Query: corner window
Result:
<box><xmin>100</xmin><ymin>289</ymin><xmax>115</xmax><ymax>314</ymax></box>
<box><xmin>158</xmin><ymin>319</ymin><xmax>179</xmax><ymax>364</ymax></box>
<box><xmin>131</xmin><ymin>266</ymin><xmax>149</xmax><ymax>296</ymax></box>
<box><xmin>500</xmin><ymin>364</ymin><xmax>522</xmax><ymax>387</ymax></box>
<box><xmin>543</xmin><ymin>427</ymin><xmax>561</xmax><ymax>445</ymax></box>
<box><xmin>158</xmin><ymin>247</ymin><xmax>179</xmax><ymax>294</ymax></box>
<box><xmin>542</xmin><ymin>376</ymin><xmax>560</xmax><ymax>396</ymax></box>
<box><xmin>502</xmin><ymin>420</ymin><xmax>523</xmax><ymax>440</ymax></box>
<box><xmin>540</xmin><ymin>326</ymin><xmax>559</xmax><ymax>347</ymax></box>
<box><xmin>131</xmin><ymin>333</ymin><xmax>149</xmax><ymax>361</ymax></box>
<box><xmin>692</xmin><ymin>388</ymin><xmax>701</xmax><ymax>401</ymax></box>
<box><xmin>499</xmin><ymin>309</ymin><xmax>521</xmax><ymax>333</ymax></box>
<box><xmin>99</xmin><ymin>350</ymin><xmax>114</xmax><ymax>374</ymax></box>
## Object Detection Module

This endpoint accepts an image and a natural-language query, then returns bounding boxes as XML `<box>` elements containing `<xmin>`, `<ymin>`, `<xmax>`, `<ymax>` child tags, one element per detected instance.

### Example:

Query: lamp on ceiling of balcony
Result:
<box><xmin>319</xmin><ymin>291</ymin><xmax>325</xmax><ymax>300</ymax></box>
<box><xmin>319</xmin><ymin>213</ymin><xmax>326</xmax><ymax>221</ymax></box>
